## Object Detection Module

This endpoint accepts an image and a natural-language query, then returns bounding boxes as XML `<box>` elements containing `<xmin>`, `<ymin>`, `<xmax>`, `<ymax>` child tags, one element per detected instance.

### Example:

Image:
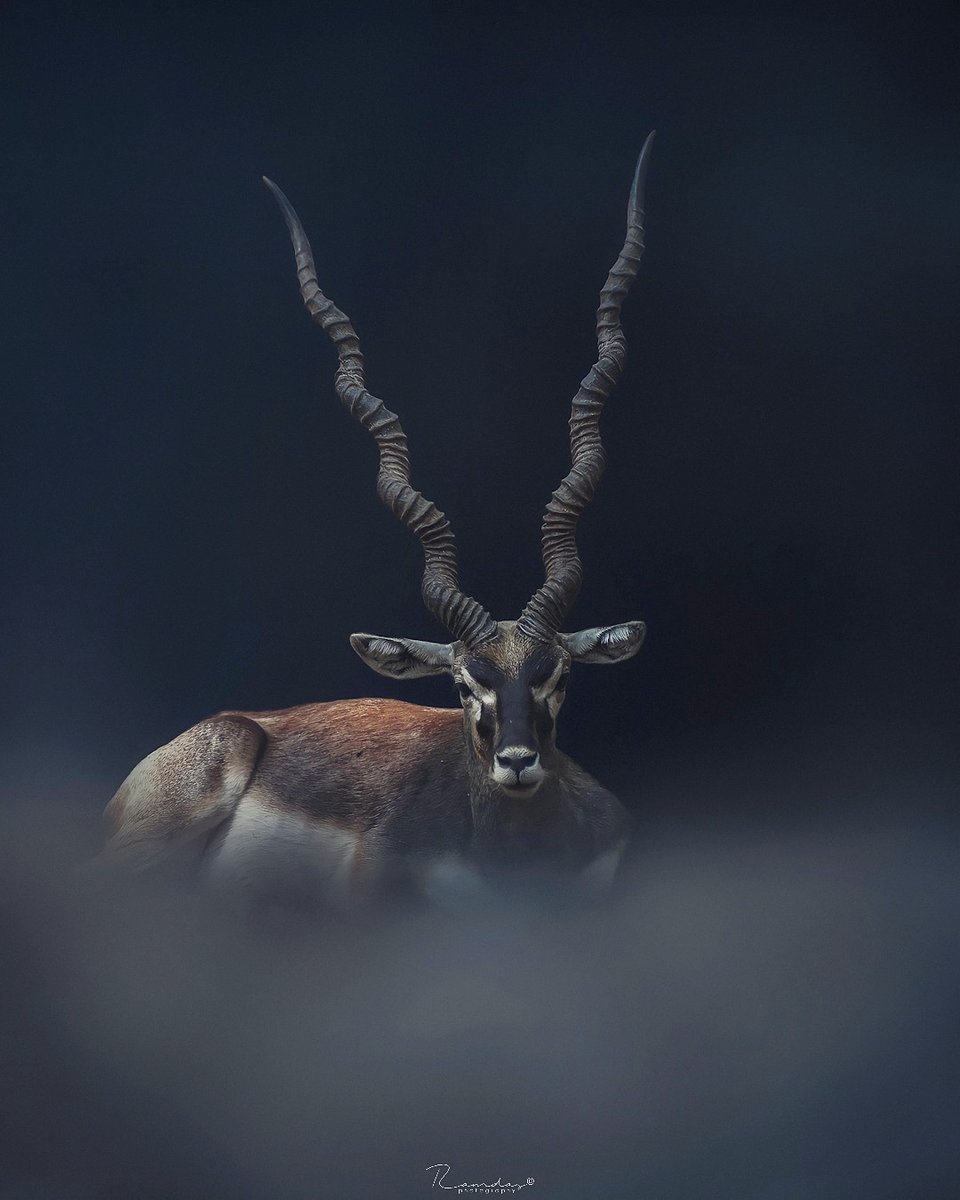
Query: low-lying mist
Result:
<box><xmin>0</xmin><ymin>787</ymin><xmax>957</xmax><ymax>1200</ymax></box>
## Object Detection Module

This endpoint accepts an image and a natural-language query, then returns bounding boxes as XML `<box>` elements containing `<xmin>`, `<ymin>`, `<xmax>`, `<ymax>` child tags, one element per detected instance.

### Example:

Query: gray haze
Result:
<box><xmin>3</xmin><ymin>0</ymin><xmax>958</xmax><ymax>1195</ymax></box>
<box><xmin>1</xmin><ymin>788</ymin><xmax>957</xmax><ymax>1199</ymax></box>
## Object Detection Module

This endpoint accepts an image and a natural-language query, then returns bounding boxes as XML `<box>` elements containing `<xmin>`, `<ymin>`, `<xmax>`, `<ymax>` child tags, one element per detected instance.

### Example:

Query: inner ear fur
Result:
<box><xmin>349</xmin><ymin>633</ymin><xmax>455</xmax><ymax>679</ymax></box>
<box><xmin>560</xmin><ymin>621</ymin><xmax>646</xmax><ymax>664</ymax></box>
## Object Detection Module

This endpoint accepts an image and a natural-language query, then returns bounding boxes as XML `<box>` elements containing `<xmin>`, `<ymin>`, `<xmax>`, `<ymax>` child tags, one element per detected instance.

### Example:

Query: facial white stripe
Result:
<box><xmin>531</xmin><ymin>660</ymin><xmax>568</xmax><ymax>700</ymax></box>
<box><xmin>459</xmin><ymin>668</ymin><xmax>497</xmax><ymax>706</ymax></box>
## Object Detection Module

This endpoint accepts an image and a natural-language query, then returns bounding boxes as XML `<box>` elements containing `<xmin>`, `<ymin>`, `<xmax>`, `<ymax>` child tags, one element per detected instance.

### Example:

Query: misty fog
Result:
<box><xmin>1</xmin><ymin>784</ymin><xmax>956</xmax><ymax>1200</ymax></box>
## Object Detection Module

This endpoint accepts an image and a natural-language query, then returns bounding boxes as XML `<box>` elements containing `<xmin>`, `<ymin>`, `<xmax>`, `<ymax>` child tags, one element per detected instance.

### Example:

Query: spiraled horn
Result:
<box><xmin>517</xmin><ymin>132</ymin><xmax>654</xmax><ymax>643</ymax></box>
<box><xmin>264</xmin><ymin>176</ymin><xmax>497</xmax><ymax>647</ymax></box>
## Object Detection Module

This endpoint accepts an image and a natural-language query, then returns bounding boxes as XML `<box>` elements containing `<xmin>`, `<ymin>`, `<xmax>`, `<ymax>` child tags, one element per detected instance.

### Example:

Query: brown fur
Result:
<box><xmin>100</xmin><ymin>696</ymin><xmax>630</xmax><ymax>904</ymax></box>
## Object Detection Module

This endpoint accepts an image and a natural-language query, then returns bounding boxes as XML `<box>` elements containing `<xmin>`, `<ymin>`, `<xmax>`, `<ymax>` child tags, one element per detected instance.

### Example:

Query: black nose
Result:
<box><xmin>495</xmin><ymin>751</ymin><xmax>537</xmax><ymax>774</ymax></box>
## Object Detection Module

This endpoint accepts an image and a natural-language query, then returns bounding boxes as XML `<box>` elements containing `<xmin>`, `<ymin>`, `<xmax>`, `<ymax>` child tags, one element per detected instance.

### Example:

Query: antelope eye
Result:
<box><xmin>456</xmin><ymin>681</ymin><xmax>473</xmax><ymax>701</ymax></box>
<box><xmin>555</xmin><ymin>672</ymin><xmax>570</xmax><ymax>692</ymax></box>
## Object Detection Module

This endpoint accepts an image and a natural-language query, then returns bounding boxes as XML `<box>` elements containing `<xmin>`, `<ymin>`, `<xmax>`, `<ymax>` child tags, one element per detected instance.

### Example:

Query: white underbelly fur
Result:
<box><xmin>203</xmin><ymin>790</ymin><xmax>358</xmax><ymax>906</ymax></box>
<box><xmin>203</xmin><ymin>792</ymin><xmax>624</xmax><ymax>913</ymax></box>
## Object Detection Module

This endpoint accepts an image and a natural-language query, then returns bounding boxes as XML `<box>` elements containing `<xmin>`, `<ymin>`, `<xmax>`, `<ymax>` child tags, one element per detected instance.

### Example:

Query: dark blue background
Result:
<box><xmin>2</xmin><ymin>5</ymin><xmax>960</xmax><ymax>1199</ymax></box>
<box><xmin>4</xmin><ymin>0</ymin><xmax>957</xmax><ymax>829</ymax></box>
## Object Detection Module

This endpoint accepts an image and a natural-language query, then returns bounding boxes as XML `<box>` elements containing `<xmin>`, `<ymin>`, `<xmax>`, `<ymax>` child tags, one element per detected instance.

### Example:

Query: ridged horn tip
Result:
<box><xmin>262</xmin><ymin>175</ymin><xmax>309</xmax><ymax>253</ymax></box>
<box><xmin>628</xmin><ymin>130</ymin><xmax>656</xmax><ymax>223</ymax></box>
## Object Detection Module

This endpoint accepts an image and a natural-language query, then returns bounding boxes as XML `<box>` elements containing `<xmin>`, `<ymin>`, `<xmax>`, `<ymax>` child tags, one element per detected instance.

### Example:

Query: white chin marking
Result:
<box><xmin>494</xmin><ymin>774</ymin><xmax>543</xmax><ymax>797</ymax></box>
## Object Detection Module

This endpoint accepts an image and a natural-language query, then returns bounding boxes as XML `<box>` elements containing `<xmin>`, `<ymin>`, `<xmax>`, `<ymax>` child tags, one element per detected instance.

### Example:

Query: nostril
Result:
<box><xmin>496</xmin><ymin>751</ymin><xmax>538</xmax><ymax>773</ymax></box>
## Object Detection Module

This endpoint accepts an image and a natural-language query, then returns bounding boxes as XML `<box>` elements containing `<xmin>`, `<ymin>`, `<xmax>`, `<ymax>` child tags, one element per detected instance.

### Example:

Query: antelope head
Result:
<box><xmin>264</xmin><ymin>132</ymin><xmax>654</xmax><ymax>798</ymax></box>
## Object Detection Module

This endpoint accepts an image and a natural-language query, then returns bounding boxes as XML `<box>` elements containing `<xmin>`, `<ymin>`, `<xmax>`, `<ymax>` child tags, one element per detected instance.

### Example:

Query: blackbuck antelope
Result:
<box><xmin>101</xmin><ymin>134</ymin><xmax>656</xmax><ymax>912</ymax></box>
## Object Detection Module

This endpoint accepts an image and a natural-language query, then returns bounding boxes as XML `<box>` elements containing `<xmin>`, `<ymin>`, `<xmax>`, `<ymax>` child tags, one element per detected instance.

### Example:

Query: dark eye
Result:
<box><xmin>555</xmin><ymin>672</ymin><xmax>570</xmax><ymax>692</ymax></box>
<box><xmin>457</xmin><ymin>681</ymin><xmax>473</xmax><ymax>701</ymax></box>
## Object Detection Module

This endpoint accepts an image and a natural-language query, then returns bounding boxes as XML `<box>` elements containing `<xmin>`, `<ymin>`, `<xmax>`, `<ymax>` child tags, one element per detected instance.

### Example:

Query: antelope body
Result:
<box><xmin>102</xmin><ymin>135</ymin><xmax>656</xmax><ymax>912</ymax></box>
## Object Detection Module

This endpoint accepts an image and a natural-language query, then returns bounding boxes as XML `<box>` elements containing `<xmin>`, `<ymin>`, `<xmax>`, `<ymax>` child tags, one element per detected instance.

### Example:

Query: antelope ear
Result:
<box><xmin>349</xmin><ymin>633</ymin><xmax>455</xmax><ymax>679</ymax></box>
<box><xmin>560</xmin><ymin>621</ymin><xmax>646</xmax><ymax>664</ymax></box>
